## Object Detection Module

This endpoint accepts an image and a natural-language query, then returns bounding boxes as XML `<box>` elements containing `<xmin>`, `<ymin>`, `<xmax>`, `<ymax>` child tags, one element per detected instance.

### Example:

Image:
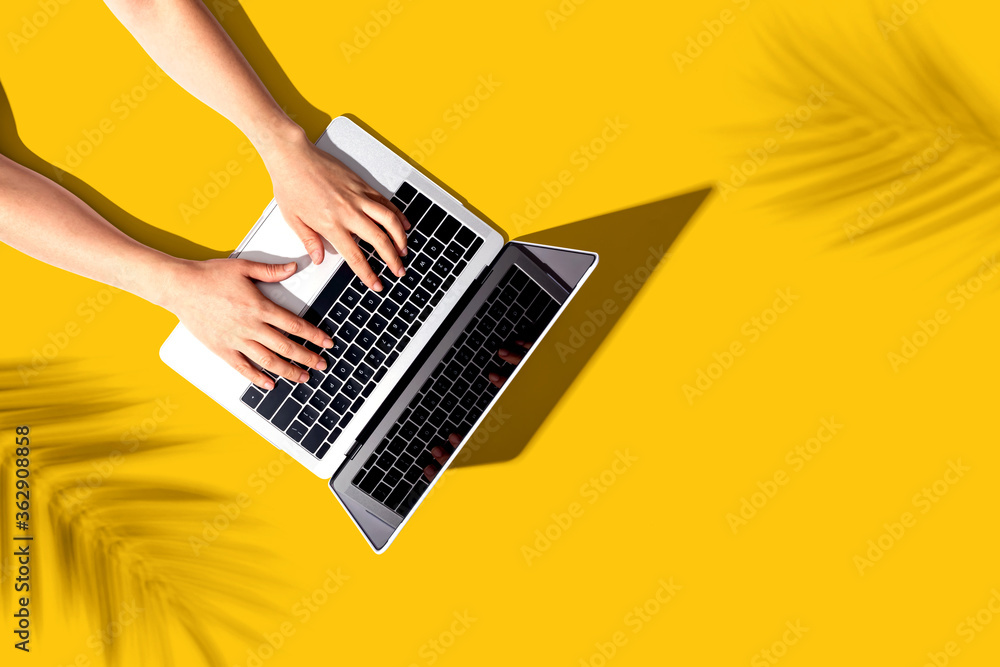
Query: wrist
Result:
<box><xmin>138</xmin><ymin>254</ymin><xmax>193</xmax><ymax>312</ymax></box>
<box><xmin>249</xmin><ymin>114</ymin><xmax>309</xmax><ymax>169</ymax></box>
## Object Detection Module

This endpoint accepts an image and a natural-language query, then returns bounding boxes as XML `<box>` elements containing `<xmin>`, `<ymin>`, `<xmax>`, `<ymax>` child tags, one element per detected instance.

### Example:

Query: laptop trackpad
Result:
<box><xmin>235</xmin><ymin>205</ymin><xmax>343</xmax><ymax>316</ymax></box>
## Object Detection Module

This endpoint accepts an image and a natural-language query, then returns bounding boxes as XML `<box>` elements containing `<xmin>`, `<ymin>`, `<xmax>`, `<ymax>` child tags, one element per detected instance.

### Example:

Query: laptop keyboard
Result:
<box><xmin>239</xmin><ymin>181</ymin><xmax>485</xmax><ymax>460</ymax></box>
<box><xmin>351</xmin><ymin>264</ymin><xmax>559</xmax><ymax>516</ymax></box>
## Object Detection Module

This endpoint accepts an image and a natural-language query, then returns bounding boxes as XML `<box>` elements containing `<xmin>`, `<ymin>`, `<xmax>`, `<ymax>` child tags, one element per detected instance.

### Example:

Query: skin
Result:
<box><xmin>0</xmin><ymin>0</ymin><xmax>410</xmax><ymax>390</ymax></box>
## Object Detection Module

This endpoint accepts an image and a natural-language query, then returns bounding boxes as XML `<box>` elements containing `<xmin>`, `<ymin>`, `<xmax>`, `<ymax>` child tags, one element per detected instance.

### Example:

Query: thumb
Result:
<box><xmin>295</xmin><ymin>227</ymin><xmax>325</xmax><ymax>266</ymax></box>
<box><xmin>242</xmin><ymin>260</ymin><xmax>297</xmax><ymax>283</ymax></box>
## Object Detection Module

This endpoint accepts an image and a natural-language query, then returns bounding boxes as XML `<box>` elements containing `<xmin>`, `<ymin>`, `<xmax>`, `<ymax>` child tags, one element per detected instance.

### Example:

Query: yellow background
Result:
<box><xmin>2</xmin><ymin>0</ymin><xmax>1000</xmax><ymax>665</ymax></box>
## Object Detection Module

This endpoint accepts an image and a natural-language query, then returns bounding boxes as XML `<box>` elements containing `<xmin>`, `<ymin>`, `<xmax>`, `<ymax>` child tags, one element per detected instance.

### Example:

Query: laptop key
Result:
<box><xmin>349</xmin><ymin>308</ymin><xmax>369</xmax><ymax>328</ymax></box>
<box><xmin>372</xmin><ymin>483</ymin><xmax>393</xmax><ymax>502</ymax></box>
<box><xmin>356</xmin><ymin>329</ymin><xmax>377</xmax><ymax>349</ymax></box>
<box><xmin>354</xmin><ymin>363</ymin><xmax>374</xmax><ymax>383</ymax></box>
<box><xmin>365</xmin><ymin>348</ymin><xmax>386</xmax><ymax>368</ymax></box>
<box><xmin>385</xmin><ymin>484</ymin><xmax>410</xmax><ymax>510</ymax></box>
<box><xmin>417</xmin><ymin>205</ymin><xmax>446</xmax><ymax>236</ymax></box>
<box><xmin>401</xmin><ymin>271</ymin><xmax>421</xmax><ymax>289</ymax></box>
<box><xmin>286</xmin><ymin>420</ymin><xmax>309</xmax><ymax>443</ymax></box>
<box><xmin>384</xmin><ymin>467</ymin><xmax>403</xmax><ymax>486</ymax></box>
<box><xmin>331</xmin><ymin>303</ymin><xmax>350</xmax><ymax>322</ymax></box>
<box><xmin>343</xmin><ymin>378</ymin><xmax>363</xmax><ymax>399</ymax></box>
<box><xmin>255</xmin><ymin>380</ymin><xmax>292</xmax><ymax>418</ymax></box>
<box><xmin>331</xmin><ymin>394</ymin><xmax>352</xmax><ymax>414</ymax></box>
<box><xmin>443</xmin><ymin>242</ymin><xmax>464</xmax><ymax>263</ymax></box>
<box><xmin>359</xmin><ymin>292</ymin><xmax>380</xmax><ymax>312</ymax></box>
<box><xmin>333</xmin><ymin>360</ymin><xmax>353</xmax><ymax>380</ymax></box>
<box><xmin>300</xmin><ymin>404</ymin><xmax>320</xmax><ymax>425</ymax></box>
<box><xmin>241</xmin><ymin>387</ymin><xmax>264</xmax><ymax>408</ymax></box>
<box><xmin>377</xmin><ymin>299</ymin><xmax>399</xmax><ymax>319</ymax></box>
<box><xmin>301</xmin><ymin>423</ymin><xmax>329</xmax><ymax>454</ymax></box>
<box><xmin>319</xmin><ymin>409</ymin><xmax>339</xmax><ymax>429</ymax></box>
<box><xmin>435</xmin><ymin>216</ymin><xmax>460</xmax><ymax>242</ymax></box>
<box><xmin>345</xmin><ymin>344</ymin><xmax>364</xmax><ymax>365</ymax></box>
<box><xmin>342</xmin><ymin>288</ymin><xmax>362</xmax><ymax>309</ymax></box>
<box><xmin>395</xmin><ymin>181</ymin><xmax>417</xmax><ymax>203</ymax></box>
<box><xmin>399</xmin><ymin>303</ymin><xmax>419</xmax><ymax>323</ymax></box>
<box><xmin>455</xmin><ymin>227</ymin><xmax>476</xmax><ymax>248</ymax></box>
<box><xmin>424</xmin><ymin>237</ymin><xmax>445</xmax><ymax>259</ymax></box>
<box><xmin>272</xmin><ymin>400</ymin><xmax>300</xmax><ymax>430</ymax></box>
<box><xmin>404</xmin><ymin>193</ymin><xmax>432</xmax><ymax>223</ymax></box>
<box><xmin>388</xmin><ymin>283</ymin><xmax>410</xmax><ymax>304</ymax></box>
<box><xmin>359</xmin><ymin>468</ymin><xmax>383</xmax><ymax>493</ymax></box>
<box><xmin>375</xmin><ymin>333</ymin><xmax>396</xmax><ymax>353</ymax></box>
<box><xmin>316</xmin><ymin>441</ymin><xmax>332</xmax><ymax>459</ymax></box>
<box><xmin>292</xmin><ymin>383</ymin><xmax>312</xmax><ymax>403</ymax></box>
<box><xmin>408</xmin><ymin>230</ymin><xmax>427</xmax><ymax>252</ymax></box>
<box><xmin>321</xmin><ymin>376</ymin><xmax>342</xmax><ymax>395</ymax></box>
<box><xmin>339</xmin><ymin>321</ymin><xmax>360</xmax><ymax>342</ymax></box>
<box><xmin>464</xmin><ymin>236</ymin><xmax>484</xmax><ymax>259</ymax></box>
<box><xmin>368</xmin><ymin>314</ymin><xmax>388</xmax><ymax>334</ymax></box>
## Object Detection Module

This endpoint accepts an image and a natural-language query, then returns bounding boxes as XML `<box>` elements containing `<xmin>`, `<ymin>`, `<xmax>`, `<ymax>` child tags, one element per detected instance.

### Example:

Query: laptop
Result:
<box><xmin>160</xmin><ymin>116</ymin><xmax>597</xmax><ymax>552</ymax></box>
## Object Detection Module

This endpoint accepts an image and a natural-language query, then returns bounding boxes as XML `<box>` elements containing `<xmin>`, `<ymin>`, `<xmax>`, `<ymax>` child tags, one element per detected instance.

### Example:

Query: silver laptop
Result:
<box><xmin>161</xmin><ymin>116</ymin><xmax>597</xmax><ymax>552</ymax></box>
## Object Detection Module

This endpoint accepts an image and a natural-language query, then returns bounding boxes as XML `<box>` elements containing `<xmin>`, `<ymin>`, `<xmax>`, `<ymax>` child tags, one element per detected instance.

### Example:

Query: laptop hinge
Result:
<box><xmin>345</xmin><ymin>440</ymin><xmax>363</xmax><ymax>460</ymax></box>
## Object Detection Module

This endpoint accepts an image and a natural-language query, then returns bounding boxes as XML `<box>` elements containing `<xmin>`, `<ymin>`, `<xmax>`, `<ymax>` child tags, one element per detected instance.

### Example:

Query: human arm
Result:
<box><xmin>102</xmin><ymin>0</ymin><xmax>409</xmax><ymax>291</ymax></box>
<box><xmin>0</xmin><ymin>153</ymin><xmax>331</xmax><ymax>389</ymax></box>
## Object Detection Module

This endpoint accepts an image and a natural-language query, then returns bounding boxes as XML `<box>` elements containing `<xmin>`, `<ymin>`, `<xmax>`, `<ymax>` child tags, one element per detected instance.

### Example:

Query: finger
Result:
<box><xmin>488</xmin><ymin>372</ymin><xmax>507</xmax><ymax>389</ymax></box>
<box><xmin>448</xmin><ymin>433</ymin><xmax>462</xmax><ymax>447</ymax></box>
<box><xmin>498</xmin><ymin>347</ymin><xmax>524</xmax><ymax>365</ymax></box>
<box><xmin>423</xmin><ymin>464</ymin><xmax>439</xmax><ymax>481</ymax></box>
<box><xmin>289</xmin><ymin>219</ymin><xmax>326</xmax><ymax>265</ymax></box>
<box><xmin>329</xmin><ymin>228</ymin><xmax>383</xmax><ymax>291</ymax></box>
<box><xmin>430</xmin><ymin>445</ymin><xmax>449</xmax><ymax>466</ymax></box>
<box><xmin>353</xmin><ymin>215</ymin><xmax>406</xmax><ymax>278</ymax></box>
<box><xmin>364</xmin><ymin>190</ymin><xmax>411</xmax><ymax>240</ymax></box>
<box><xmin>241</xmin><ymin>260</ymin><xmax>298</xmax><ymax>283</ymax></box>
<box><xmin>226</xmin><ymin>350</ymin><xmax>274</xmax><ymax>390</ymax></box>
<box><xmin>257</xmin><ymin>325</ymin><xmax>327</xmax><ymax>372</ymax></box>
<box><xmin>243</xmin><ymin>339</ymin><xmax>310</xmax><ymax>384</ymax></box>
<box><xmin>261</xmin><ymin>302</ymin><xmax>334</xmax><ymax>350</ymax></box>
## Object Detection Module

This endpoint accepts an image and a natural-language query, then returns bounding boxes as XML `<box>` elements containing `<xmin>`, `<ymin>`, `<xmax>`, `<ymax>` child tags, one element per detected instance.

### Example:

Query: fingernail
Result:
<box><xmin>499</xmin><ymin>349</ymin><xmax>509</xmax><ymax>357</ymax></box>
<box><xmin>310</xmin><ymin>252</ymin><xmax>322</xmax><ymax>265</ymax></box>
<box><xmin>400</xmin><ymin>247</ymin><xmax>408</xmax><ymax>256</ymax></box>
<box><xmin>488</xmin><ymin>373</ymin><xmax>500</xmax><ymax>382</ymax></box>
<box><xmin>315</xmin><ymin>359</ymin><xmax>327</xmax><ymax>371</ymax></box>
<box><xmin>263</xmin><ymin>380</ymin><xmax>274</xmax><ymax>390</ymax></box>
<box><xmin>431</xmin><ymin>447</ymin><xmax>443</xmax><ymax>458</ymax></box>
<box><xmin>299</xmin><ymin>371</ymin><xmax>310</xmax><ymax>382</ymax></box>
<box><xmin>322</xmin><ymin>337</ymin><xmax>334</xmax><ymax>348</ymax></box>
<box><xmin>395</xmin><ymin>267</ymin><xmax>406</xmax><ymax>277</ymax></box>
<box><xmin>404</xmin><ymin>221</ymin><xmax>411</xmax><ymax>229</ymax></box>
<box><xmin>373</xmin><ymin>280</ymin><xmax>383</xmax><ymax>292</ymax></box>
<box><xmin>285</xmin><ymin>262</ymin><xmax>297</xmax><ymax>271</ymax></box>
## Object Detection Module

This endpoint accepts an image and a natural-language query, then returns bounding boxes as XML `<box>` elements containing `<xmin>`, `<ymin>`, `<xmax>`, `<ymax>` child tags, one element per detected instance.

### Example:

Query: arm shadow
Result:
<box><xmin>0</xmin><ymin>0</ymin><xmax>331</xmax><ymax>262</ymax></box>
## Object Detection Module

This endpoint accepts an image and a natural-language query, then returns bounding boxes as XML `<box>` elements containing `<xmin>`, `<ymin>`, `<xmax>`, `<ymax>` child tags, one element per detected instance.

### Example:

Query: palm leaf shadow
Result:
<box><xmin>0</xmin><ymin>364</ymin><xmax>286</xmax><ymax>666</ymax></box>
<box><xmin>746</xmin><ymin>13</ymin><xmax>1000</xmax><ymax>255</ymax></box>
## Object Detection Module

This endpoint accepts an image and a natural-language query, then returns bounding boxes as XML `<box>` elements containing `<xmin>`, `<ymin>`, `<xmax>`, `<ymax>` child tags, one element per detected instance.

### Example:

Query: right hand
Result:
<box><xmin>162</xmin><ymin>258</ymin><xmax>333</xmax><ymax>390</ymax></box>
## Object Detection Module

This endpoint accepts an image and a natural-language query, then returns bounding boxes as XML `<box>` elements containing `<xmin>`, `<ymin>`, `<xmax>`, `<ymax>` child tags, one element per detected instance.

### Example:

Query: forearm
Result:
<box><xmin>0</xmin><ymin>154</ymin><xmax>181</xmax><ymax>307</ymax></box>
<box><xmin>102</xmin><ymin>0</ymin><xmax>306</xmax><ymax>160</ymax></box>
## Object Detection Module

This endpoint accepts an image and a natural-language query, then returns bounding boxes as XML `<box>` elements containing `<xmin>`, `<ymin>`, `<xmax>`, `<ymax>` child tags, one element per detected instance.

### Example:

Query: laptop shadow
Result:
<box><xmin>451</xmin><ymin>187</ymin><xmax>713</xmax><ymax>468</ymax></box>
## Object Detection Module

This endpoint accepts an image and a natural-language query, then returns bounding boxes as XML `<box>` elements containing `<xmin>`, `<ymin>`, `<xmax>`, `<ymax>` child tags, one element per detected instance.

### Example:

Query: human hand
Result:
<box><xmin>162</xmin><ymin>258</ymin><xmax>333</xmax><ymax>390</ymax></box>
<box><xmin>262</xmin><ymin>128</ymin><xmax>410</xmax><ymax>292</ymax></box>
